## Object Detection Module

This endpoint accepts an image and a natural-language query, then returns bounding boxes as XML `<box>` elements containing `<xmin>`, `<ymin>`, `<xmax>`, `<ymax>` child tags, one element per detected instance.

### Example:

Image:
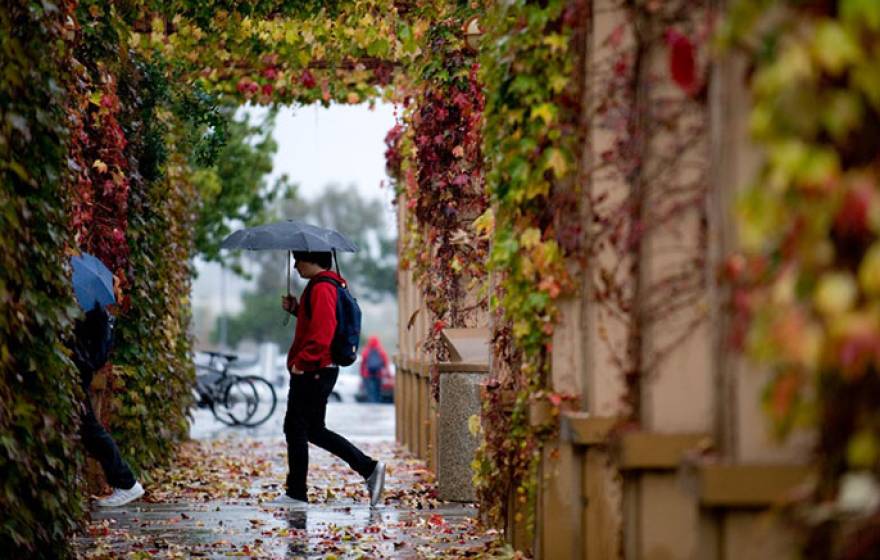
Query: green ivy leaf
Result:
<box><xmin>841</xmin><ymin>0</ymin><xmax>880</xmax><ymax>31</ymax></box>
<box><xmin>813</xmin><ymin>21</ymin><xmax>862</xmax><ymax>76</ymax></box>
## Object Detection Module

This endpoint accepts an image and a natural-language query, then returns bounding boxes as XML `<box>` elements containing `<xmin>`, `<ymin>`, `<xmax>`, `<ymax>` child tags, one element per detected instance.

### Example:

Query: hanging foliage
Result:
<box><xmin>404</xmin><ymin>15</ymin><xmax>489</xmax><ymax>398</ymax></box>
<box><xmin>474</xmin><ymin>0</ymin><xmax>587</xmax><ymax>534</ymax></box>
<box><xmin>3</xmin><ymin>1</ymin><xmax>199</xmax><ymax>555</ymax></box>
<box><xmin>65</xmin><ymin>0</ymin><xmax>199</xmax><ymax>485</ymax></box>
<box><xmin>723</xmin><ymin>0</ymin><xmax>880</xmax><ymax>555</ymax></box>
<box><xmin>109</xmin><ymin>55</ymin><xmax>197</xmax><ymax>474</ymax></box>
<box><xmin>132</xmin><ymin>0</ymin><xmax>420</xmax><ymax>106</ymax></box>
<box><xmin>69</xmin><ymin>68</ymin><xmax>132</xmax><ymax>296</ymax></box>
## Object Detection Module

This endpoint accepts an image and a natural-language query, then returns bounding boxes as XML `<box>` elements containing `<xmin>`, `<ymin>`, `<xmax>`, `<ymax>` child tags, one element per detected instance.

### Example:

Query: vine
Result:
<box><xmin>2</xmin><ymin>2</ymin><xmax>218</xmax><ymax>554</ymax></box>
<box><xmin>475</xmin><ymin>0</ymin><xmax>587</xmax><ymax>535</ymax></box>
<box><xmin>405</xmin><ymin>14</ymin><xmax>489</xmax><ymax>398</ymax></box>
<box><xmin>69</xmin><ymin>67</ymin><xmax>132</xmax><ymax>301</ymax></box>
<box><xmin>723</xmin><ymin>1</ymin><xmax>880</xmax><ymax>556</ymax></box>
<box><xmin>132</xmin><ymin>0</ymin><xmax>419</xmax><ymax>106</ymax></box>
<box><xmin>584</xmin><ymin>0</ymin><xmax>711</xmax><ymax>420</ymax></box>
<box><xmin>66</xmin><ymin>0</ymin><xmax>200</xmax><ymax>487</ymax></box>
<box><xmin>110</xmin><ymin>54</ymin><xmax>197</xmax><ymax>473</ymax></box>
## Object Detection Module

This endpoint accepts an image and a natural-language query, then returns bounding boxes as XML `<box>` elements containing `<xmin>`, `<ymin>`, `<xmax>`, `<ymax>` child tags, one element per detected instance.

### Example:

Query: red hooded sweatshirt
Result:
<box><xmin>287</xmin><ymin>270</ymin><xmax>345</xmax><ymax>373</ymax></box>
<box><xmin>360</xmin><ymin>336</ymin><xmax>389</xmax><ymax>379</ymax></box>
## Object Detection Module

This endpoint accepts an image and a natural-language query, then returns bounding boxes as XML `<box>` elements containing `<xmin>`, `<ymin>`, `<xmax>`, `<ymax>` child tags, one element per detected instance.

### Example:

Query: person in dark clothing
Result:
<box><xmin>275</xmin><ymin>250</ymin><xmax>385</xmax><ymax>507</ymax></box>
<box><xmin>72</xmin><ymin>304</ymin><xmax>144</xmax><ymax>507</ymax></box>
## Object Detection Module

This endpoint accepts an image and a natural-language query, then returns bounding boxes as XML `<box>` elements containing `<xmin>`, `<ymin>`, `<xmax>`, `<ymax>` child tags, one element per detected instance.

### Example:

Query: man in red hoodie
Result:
<box><xmin>276</xmin><ymin>250</ymin><xmax>385</xmax><ymax>507</ymax></box>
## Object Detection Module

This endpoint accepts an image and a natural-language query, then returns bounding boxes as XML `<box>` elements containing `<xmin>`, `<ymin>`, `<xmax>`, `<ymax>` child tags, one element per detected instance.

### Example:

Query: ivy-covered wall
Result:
<box><xmin>1</xmin><ymin>2</ymin><xmax>197</xmax><ymax>557</ymax></box>
<box><xmin>1</xmin><ymin>1</ymin><xmax>441</xmax><ymax>556</ymax></box>
<box><xmin>473</xmin><ymin>0</ymin><xmax>587</xmax><ymax>532</ymax></box>
<box><xmin>111</xmin><ymin>59</ymin><xmax>196</xmax><ymax>472</ymax></box>
<box><xmin>0</xmin><ymin>2</ymin><xmax>84</xmax><ymax>557</ymax></box>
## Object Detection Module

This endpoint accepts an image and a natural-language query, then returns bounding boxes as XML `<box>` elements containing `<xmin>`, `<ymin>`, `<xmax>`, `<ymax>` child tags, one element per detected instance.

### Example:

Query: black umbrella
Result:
<box><xmin>220</xmin><ymin>219</ymin><xmax>358</xmax><ymax>253</ymax></box>
<box><xmin>220</xmin><ymin>220</ymin><xmax>359</xmax><ymax>323</ymax></box>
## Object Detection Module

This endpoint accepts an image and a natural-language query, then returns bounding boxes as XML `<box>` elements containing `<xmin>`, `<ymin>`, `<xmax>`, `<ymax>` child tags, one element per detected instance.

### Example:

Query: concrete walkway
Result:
<box><xmin>75</xmin><ymin>404</ymin><xmax>508</xmax><ymax>558</ymax></box>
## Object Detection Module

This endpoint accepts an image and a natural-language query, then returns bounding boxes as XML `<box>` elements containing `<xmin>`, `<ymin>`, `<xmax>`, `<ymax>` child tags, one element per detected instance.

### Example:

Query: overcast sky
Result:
<box><xmin>257</xmin><ymin>101</ymin><xmax>399</xmax><ymax>211</ymax></box>
<box><xmin>192</xmin><ymin>101</ymin><xmax>399</xmax><ymax>316</ymax></box>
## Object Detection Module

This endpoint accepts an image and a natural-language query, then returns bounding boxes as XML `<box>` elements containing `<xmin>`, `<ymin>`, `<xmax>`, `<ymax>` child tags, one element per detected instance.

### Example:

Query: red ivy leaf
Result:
<box><xmin>300</xmin><ymin>69</ymin><xmax>316</xmax><ymax>89</ymax></box>
<box><xmin>666</xmin><ymin>29</ymin><xmax>699</xmax><ymax>96</ymax></box>
<box><xmin>834</xmin><ymin>182</ymin><xmax>874</xmax><ymax>241</ymax></box>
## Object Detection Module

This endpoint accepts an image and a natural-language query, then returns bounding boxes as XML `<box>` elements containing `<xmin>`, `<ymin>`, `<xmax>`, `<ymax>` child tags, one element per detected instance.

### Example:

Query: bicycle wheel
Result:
<box><xmin>235</xmin><ymin>375</ymin><xmax>277</xmax><ymax>427</ymax></box>
<box><xmin>213</xmin><ymin>376</ymin><xmax>259</xmax><ymax>426</ymax></box>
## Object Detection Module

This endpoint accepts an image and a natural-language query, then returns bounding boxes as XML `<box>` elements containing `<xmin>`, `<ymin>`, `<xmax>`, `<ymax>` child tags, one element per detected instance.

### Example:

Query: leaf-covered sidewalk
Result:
<box><xmin>74</xmin><ymin>436</ymin><xmax>513</xmax><ymax>559</ymax></box>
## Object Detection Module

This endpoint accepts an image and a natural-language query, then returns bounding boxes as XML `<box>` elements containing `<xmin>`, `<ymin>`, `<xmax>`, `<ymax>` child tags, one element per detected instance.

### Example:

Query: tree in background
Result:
<box><xmin>215</xmin><ymin>184</ymin><xmax>397</xmax><ymax>348</ymax></box>
<box><xmin>190</xmin><ymin>107</ymin><xmax>294</xmax><ymax>267</ymax></box>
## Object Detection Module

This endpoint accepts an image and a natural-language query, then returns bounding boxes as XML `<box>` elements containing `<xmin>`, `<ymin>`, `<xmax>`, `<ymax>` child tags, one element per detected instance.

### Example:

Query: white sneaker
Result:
<box><xmin>96</xmin><ymin>481</ymin><xmax>144</xmax><ymax>507</ymax></box>
<box><xmin>366</xmin><ymin>462</ymin><xmax>385</xmax><ymax>507</ymax></box>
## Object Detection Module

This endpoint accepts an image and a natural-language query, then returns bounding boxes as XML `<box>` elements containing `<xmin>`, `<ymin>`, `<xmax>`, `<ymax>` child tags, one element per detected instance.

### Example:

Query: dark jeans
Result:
<box><xmin>284</xmin><ymin>367</ymin><xmax>376</xmax><ymax>501</ymax></box>
<box><xmin>81</xmin><ymin>396</ymin><xmax>136</xmax><ymax>490</ymax></box>
<box><xmin>365</xmin><ymin>375</ymin><xmax>381</xmax><ymax>403</ymax></box>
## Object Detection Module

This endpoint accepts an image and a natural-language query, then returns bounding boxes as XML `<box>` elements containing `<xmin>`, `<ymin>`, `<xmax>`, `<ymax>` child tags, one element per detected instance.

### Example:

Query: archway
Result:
<box><xmin>3</xmin><ymin>0</ymin><xmax>586</xmax><ymax>556</ymax></box>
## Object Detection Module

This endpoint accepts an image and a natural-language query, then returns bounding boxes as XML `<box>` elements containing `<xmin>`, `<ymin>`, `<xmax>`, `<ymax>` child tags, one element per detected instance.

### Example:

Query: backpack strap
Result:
<box><xmin>302</xmin><ymin>276</ymin><xmax>344</xmax><ymax>319</ymax></box>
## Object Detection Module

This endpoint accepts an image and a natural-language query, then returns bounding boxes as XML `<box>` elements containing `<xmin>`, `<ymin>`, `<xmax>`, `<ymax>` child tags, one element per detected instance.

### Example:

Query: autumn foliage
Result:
<box><xmin>724</xmin><ymin>0</ymin><xmax>880</xmax><ymax>553</ymax></box>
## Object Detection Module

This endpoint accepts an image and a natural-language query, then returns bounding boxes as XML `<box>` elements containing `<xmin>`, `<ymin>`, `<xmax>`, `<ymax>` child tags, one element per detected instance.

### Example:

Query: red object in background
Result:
<box><xmin>379</xmin><ymin>364</ymin><xmax>395</xmax><ymax>395</ymax></box>
<box><xmin>360</xmin><ymin>336</ymin><xmax>389</xmax><ymax>378</ymax></box>
<box><xmin>666</xmin><ymin>28</ymin><xmax>700</xmax><ymax>96</ymax></box>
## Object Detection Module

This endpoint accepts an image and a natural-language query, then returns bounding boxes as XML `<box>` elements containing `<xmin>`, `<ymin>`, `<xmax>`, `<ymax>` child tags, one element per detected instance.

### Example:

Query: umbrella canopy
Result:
<box><xmin>220</xmin><ymin>220</ymin><xmax>358</xmax><ymax>253</ymax></box>
<box><xmin>70</xmin><ymin>252</ymin><xmax>115</xmax><ymax>311</ymax></box>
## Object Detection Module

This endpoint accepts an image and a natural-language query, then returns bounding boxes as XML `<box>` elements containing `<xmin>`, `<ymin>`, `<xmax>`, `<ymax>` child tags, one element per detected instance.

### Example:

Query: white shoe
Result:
<box><xmin>96</xmin><ymin>481</ymin><xmax>144</xmax><ymax>507</ymax></box>
<box><xmin>366</xmin><ymin>462</ymin><xmax>385</xmax><ymax>507</ymax></box>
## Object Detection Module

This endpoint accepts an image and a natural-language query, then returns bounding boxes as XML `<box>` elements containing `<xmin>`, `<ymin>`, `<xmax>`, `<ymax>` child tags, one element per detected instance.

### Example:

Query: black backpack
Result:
<box><xmin>72</xmin><ymin>305</ymin><xmax>114</xmax><ymax>375</ymax></box>
<box><xmin>302</xmin><ymin>276</ymin><xmax>361</xmax><ymax>367</ymax></box>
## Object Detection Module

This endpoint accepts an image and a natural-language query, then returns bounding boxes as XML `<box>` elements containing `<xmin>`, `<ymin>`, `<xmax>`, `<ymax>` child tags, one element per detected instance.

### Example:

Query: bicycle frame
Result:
<box><xmin>192</xmin><ymin>351</ymin><xmax>277</xmax><ymax>427</ymax></box>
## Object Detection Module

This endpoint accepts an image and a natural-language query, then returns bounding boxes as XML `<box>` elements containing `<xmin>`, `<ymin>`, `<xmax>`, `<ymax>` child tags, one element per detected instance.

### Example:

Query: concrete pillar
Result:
<box><xmin>437</xmin><ymin>370</ymin><xmax>487</xmax><ymax>501</ymax></box>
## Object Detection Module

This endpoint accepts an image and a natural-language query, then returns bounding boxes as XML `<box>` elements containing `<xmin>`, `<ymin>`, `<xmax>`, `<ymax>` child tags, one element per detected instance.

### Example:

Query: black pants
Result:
<box><xmin>80</xmin><ymin>396</ymin><xmax>136</xmax><ymax>490</ymax></box>
<box><xmin>284</xmin><ymin>367</ymin><xmax>376</xmax><ymax>501</ymax></box>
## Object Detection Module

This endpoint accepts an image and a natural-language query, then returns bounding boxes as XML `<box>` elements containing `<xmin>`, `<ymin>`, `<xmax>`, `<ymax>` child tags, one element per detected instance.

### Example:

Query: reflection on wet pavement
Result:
<box><xmin>75</xmin><ymin>401</ymin><xmax>507</xmax><ymax>558</ymax></box>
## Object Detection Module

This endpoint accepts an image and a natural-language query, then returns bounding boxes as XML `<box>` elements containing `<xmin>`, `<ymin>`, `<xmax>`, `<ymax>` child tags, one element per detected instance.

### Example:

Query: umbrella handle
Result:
<box><xmin>283</xmin><ymin>250</ymin><xmax>292</xmax><ymax>326</ymax></box>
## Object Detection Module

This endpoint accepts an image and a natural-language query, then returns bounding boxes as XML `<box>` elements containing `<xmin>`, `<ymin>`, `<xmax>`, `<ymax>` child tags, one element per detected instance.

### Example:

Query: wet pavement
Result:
<box><xmin>188</xmin><ymin>399</ymin><xmax>395</xmax><ymax>443</ymax></box>
<box><xmin>75</xmin><ymin>394</ymin><xmax>508</xmax><ymax>558</ymax></box>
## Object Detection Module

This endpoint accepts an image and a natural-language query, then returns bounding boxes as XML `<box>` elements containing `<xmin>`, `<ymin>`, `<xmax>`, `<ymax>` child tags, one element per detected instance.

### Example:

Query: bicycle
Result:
<box><xmin>193</xmin><ymin>351</ymin><xmax>278</xmax><ymax>428</ymax></box>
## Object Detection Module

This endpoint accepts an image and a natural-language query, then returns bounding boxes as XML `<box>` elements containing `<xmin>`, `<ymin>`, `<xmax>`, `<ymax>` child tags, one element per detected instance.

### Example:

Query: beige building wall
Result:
<box><xmin>708</xmin><ymin>43</ymin><xmax>814</xmax><ymax>466</ymax></box>
<box><xmin>537</xmin><ymin>2</ymin><xmax>813</xmax><ymax>559</ymax></box>
<box><xmin>637</xmin><ymin>7</ymin><xmax>713</xmax><ymax>437</ymax></box>
<box><xmin>581</xmin><ymin>0</ymin><xmax>631</xmax><ymax>419</ymax></box>
<box><xmin>395</xmin><ymin>2</ymin><xmax>816</xmax><ymax>558</ymax></box>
